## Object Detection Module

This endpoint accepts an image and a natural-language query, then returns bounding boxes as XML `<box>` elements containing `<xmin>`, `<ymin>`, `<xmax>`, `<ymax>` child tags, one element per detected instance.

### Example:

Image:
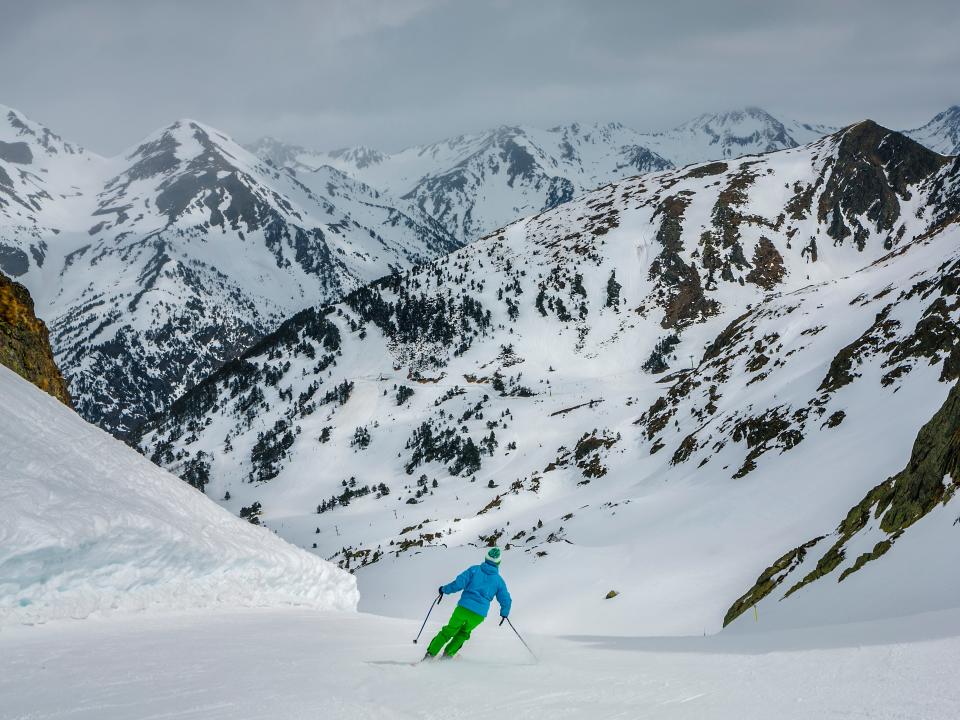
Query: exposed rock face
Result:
<box><xmin>818</xmin><ymin>121</ymin><xmax>950</xmax><ymax>250</ymax></box>
<box><xmin>722</xmin><ymin>536</ymin><xmax>825</xmax><ymax>627</ymax></box>
<box><xmin>724</xmin><ymin>380</ymin><xmax>960</xmax><ymax>627</ymax></box>
<box><xmin>745</xmin><ymin>236</ymin><xmax>786</xmax><ymax>290</ymax></box>
<box><xmin>649</xmin><ymin>193</ymin><xmax>719</xmax><ymax>329</ymax></box>
<box><xmin>0</xmin><ymin>272</ymin><xmax>71</xmax><ymax>406</ymax></box>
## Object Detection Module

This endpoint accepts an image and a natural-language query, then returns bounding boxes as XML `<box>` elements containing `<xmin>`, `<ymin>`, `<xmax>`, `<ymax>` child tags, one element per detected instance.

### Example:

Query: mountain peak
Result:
<box><xmin>677</xmin><ymin>106</ymin><xmax>779</xmax><ymax>130</ymax></box>
<box><xmin>155</xmin><ymin>118</ymin><xmax>232</xmax><ymax>148</ymax></box>
<box><xmin>326</xmin><ymin>145</ymin><xmax>386</xmax><ymax>169</ymax></box>
<box><xmin>0</xmin><ymin>103</ymin><xmax>84</xmax><ymax>157</ymax></box>
<box><xmin>905</xmin><ymin>104</ymin><xmax>960</xmax><ymax>156</ymax></box>
<box><xmin>120</xmin><ymin>118</ymin><xmax>251</xmax><ymax>177</ymax></box>
<box><xmin>636</xmin><ymin>106</ymin><xmax>829</xmax><ymax>167</ymax></box>
<box><xmin>837</xmin><ymin>117</ymin><xmax>947</xmax><ymax>163</ymax></box>
<box><xmin>245</xmin><ymin>136</ymin><xmax>306</xmax><ymax>168</ymax></box>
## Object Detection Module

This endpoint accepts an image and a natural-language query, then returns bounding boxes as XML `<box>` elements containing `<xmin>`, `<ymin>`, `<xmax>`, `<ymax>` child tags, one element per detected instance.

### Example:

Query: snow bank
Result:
<box><xmin>0</xmin><ymin>366</ymin><xmax>358</xmax><ymax>626</ymax></box>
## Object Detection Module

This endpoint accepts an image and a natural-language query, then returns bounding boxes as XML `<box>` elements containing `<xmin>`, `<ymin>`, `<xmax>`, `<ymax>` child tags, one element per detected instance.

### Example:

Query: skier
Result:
<box><xmin>424</xmin><ymin>546</ymin><xmax>511</xmax><ymax>659</ymax></box>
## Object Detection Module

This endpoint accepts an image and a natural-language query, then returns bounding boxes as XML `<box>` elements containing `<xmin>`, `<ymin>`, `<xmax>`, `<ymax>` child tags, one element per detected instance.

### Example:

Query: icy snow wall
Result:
<box><xmin>0</xmin><ymin>366</ymin><xmax>358</xmax><ymax>626</ymax></box>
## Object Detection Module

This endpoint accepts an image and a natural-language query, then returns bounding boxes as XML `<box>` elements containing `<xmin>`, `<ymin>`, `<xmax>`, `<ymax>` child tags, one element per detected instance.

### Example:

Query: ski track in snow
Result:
<box><xmin>3</xmin><ymin>607</ymin><xmax>960</xmax><ymax>720</ymax></box>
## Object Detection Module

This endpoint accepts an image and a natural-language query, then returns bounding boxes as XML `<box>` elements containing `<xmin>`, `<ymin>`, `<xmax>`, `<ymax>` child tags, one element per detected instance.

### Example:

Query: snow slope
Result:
<box><xmin>137</xmin><ymin>123</ymin><xmax>960</xmax><ymax>636</ymax></box>
<box><xmin>724</xmin><ymin>375</ymin><xmax>960</xmax><ymax>632</ymax></box>
<box><xmin>906</xmin><ymin>105</ymin><xmax>960</xmax><ymax>156</ymax></box>
<box><xmin>3</xmin><ymin>606</ymin><xmax>960</xmax><ymax>719</ymax></box>
<box><xmin>0</xmin><ymin>106</ymin><xmax>457</xmax><ymax>435</ymax></box>
<box><xmin>0</xmin><ymin>365</ymin><xmax>357</xmax><ymax>627</ymax></box>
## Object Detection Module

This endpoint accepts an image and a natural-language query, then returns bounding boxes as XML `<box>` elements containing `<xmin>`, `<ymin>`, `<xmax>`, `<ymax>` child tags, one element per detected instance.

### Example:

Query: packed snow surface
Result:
<box><xmin>2</xmin><ymin>606</ymin><xmax>959</xmax><ymax>719</ymax></box>
<box><xmin>0</xmin><ymin>366</ymin><xmax>358</xmax><ymax>626</ymax></box>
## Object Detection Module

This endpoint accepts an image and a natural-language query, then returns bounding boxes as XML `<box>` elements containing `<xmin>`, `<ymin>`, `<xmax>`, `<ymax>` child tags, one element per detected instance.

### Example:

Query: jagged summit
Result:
<box><xmin>0</xmin><ymin>103</ymin><xmax>88</xmax><ymax>157</ymax></box>
<box><xmin>245</xmin><ymin>135</ymin><xmax>308</xmax><ymax>169</ymax></box>
<box><xmin>833</xmin><ymin>118</ymin><xmax>950</xmax><ymax>170</ymax></box>
<box><xmin>95</xmin><ymin>118</ymin><xmax>309</xmax><ymax>238</ymax></box>
<box><xmin>673</xmin><ymin>105</ymin><xmax>781</xmax><ymax>129</ymax></box>
<box><xmin>0</xmin><ymin>106</ymin><xmax>108</xmax><ymax>280</ymax></box>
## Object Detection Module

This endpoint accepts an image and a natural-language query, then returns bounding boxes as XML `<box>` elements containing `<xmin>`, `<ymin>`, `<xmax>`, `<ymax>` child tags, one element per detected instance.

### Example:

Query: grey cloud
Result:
<box><xmin>1</xmin><ymin>0</ymin><xmax>957</xmax><ymax>154</ymax></box>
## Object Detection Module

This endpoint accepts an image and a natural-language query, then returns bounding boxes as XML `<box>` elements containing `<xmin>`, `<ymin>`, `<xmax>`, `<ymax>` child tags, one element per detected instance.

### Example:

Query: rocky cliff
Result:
<box><xmin>0</xmin><ymin>272</ymin><xmax>71</xmax><ymax>406</ymax></box>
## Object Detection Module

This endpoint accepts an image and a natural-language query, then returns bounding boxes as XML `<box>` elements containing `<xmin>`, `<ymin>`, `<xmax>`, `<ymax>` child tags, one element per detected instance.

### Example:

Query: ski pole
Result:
<box><xmin>500</xmin><ymin>617</ymin><xmax>538</xmax><ymax>662</ymax></box>
<box><xmin>413</xmin><ymin>593</ymin><xmax>443</xmax><ymax>644</ymax></box>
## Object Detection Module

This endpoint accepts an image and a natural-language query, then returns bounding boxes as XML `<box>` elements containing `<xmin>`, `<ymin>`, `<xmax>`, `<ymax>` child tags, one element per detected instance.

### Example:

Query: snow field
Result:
<box><xmin>3</xmin><ymin>606</ymin><xmax>960</xmax><ymax>720</ymax></box>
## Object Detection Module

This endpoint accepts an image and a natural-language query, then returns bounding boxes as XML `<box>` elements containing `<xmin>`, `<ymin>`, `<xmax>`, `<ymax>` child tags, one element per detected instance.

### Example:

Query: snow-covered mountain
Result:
<box><xmin>906</xmin><ymin>105</ymin><xmax>960</xmax><ymax>156</ymax></box>
<box><xmin>137</xmin><ymin>121</ymin><xmax>960</xmax><ymax>635</ymax></box>
<box><xmin>636</xmin><ymin>107</ymin><xmax>836</xmax><ymax>168</ymax></box>
<box><xmin>0</xmin><ymin>105</ymin><xmax>457</xmax><ymax>435</ymax></box>
<box><xmin>251</xmin><ymin>107</ymin><xmax>836</xmax><ymax>244</ymax></box>
<box><xmin>253</xmin><ymin>122</ymin><xmax>672</xmax><ymax>243</ymax></box>
<box><xmin>0</xmin><ymin>362</ymin><xmax>357</xmax><ymax>627</ymax></box>
<box><xmin>0</xmin><ymin>104</ymin><xmax>108</xmax><ymax>275</ymax></box>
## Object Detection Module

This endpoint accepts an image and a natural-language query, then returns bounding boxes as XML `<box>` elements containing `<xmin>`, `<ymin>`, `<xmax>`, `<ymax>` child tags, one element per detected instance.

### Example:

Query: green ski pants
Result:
<box><xmin>427</xmin><ymin>605</ymin><xmax>485</xmax><ymax>657</ymax></box>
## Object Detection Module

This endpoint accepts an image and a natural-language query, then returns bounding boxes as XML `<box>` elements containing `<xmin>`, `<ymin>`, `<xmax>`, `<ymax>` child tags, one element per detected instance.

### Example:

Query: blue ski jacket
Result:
<box><xmin>441</xmin><ymin>560</ymin><xmax>512</xmax><ymax>618</ymax></box>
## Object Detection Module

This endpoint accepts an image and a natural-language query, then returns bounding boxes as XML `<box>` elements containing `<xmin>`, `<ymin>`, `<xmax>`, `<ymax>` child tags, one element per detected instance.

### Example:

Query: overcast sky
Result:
<box><xmin>2</xmin><ymin>0</ymin><xmax>957</xmax><ymax>155</ymax></box>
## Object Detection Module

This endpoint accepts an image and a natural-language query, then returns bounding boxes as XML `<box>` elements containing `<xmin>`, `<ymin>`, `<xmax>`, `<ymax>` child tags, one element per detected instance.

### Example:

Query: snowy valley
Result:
<box><xmin>135</xmin><ymin>120</ymin><xmax>960</xmax><ymax>637</ymax></box>
<box><xmin>2</xmin><ymin>311</ymin><xmax>959</xmax><ymax>717</ymax></box>
<box><xmin>6</xmin><ymin>1</ymin><xmax>960</xmax><ymax>716</ymax></box>
<box><xmin>3</xmin><ymin>102</ymin><xmax>960</xmax><ymax>720</ymax></box>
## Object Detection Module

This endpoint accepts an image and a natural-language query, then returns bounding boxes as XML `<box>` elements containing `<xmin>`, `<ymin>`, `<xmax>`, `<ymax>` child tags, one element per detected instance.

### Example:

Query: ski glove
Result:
<box><xmin>438</xmin><ymin>586</ymin><xmax>444</xmax><ymax>596</ymax></box>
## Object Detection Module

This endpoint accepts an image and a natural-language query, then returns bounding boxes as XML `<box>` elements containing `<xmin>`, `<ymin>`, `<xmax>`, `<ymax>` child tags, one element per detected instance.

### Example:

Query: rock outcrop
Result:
<box><xmin>0</xmin><ymin>272</ymin><xmax>71</xmax><ymax>406</ymax></box>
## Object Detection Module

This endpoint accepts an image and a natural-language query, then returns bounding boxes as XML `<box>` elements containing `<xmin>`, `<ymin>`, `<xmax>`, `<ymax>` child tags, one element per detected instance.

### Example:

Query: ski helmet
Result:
<box><xmin>485</xmin><ymin>546</ymin><xmax>502</xmax><ymax>565</ymax></box>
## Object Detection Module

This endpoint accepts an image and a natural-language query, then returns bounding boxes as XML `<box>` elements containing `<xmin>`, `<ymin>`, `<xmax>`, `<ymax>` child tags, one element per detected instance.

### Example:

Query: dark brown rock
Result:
<box><xmin>0</xmin><ymin>272</ymin><xmax>72</xmax><ymax>406</ymax></box>
<box><xmin>818</xmin><ymin>121</ymin><xmax>950</xmax><ymax>248</ymax></box>
<box><xmin>745</xmin><ymin>237</ymin><xmax>786</xmax><ymax>290</ymax></box>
